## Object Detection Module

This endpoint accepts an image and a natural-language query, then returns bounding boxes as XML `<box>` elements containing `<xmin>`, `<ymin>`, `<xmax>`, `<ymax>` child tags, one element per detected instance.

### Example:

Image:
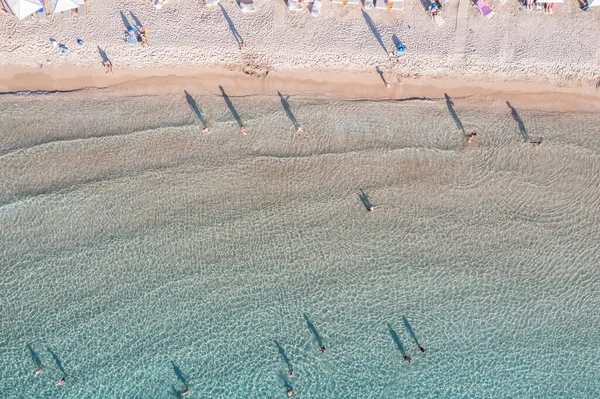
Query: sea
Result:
<box><xmin>1</xmin><ymin>91</ymin><xmax>599</xmax><ymax>398</ymax></box>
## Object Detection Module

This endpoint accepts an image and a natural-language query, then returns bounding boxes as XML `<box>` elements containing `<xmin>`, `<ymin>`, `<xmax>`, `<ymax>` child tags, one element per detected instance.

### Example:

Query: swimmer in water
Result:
<box><xmin>466</xmin><ymin>132</ymin><xmax>477</xmax><ymax>142</ymax></box>
<box><xmin>403</xmin><ymin>355</ymin><xmax>412</xmax><ymax>363</ymax></box>
<box><xmin>181</xmin><ymin>388</ymin><xmax>190</xmax><ymax>396</ymax></box>
<box><xmin>529</xmin><ymin>140</ymin><xmax>542</xmax><ymax>147</ymax></box>
<box><xmin>288</xmin><ymin>369</ymin><xmax>295</xmax><ymax>378</ymax></box>
<box><xmin>56</xmin><ymin>377</ymin><xmax>65</xmax><ymax>386</ymax></box>
<box><xmin>202</xmin><ymin>126</ymin><xmax>211</xmax><ymax>134</ymax></box>
<box><xmin>34</xmin><ymin>369</ymin><xmax>42</xmax><ymax>376</ymax></box>
<box><xmin>418</xmin><ymin>345</ymin><xmax>425</xmax><ymax>353</ymax></box>
<box><xmin>241</xmin><ymin>126</ymin><xmax>247</xmax><ymax>135</ymax></box>
<box><xmin>287</xmin><ymin>388</ymin><xmax>294</xmax><ymax>397</ymax></box>
<box><xmin>320</xmin><ymin>346</ymin><xmax>327</xmax><ymax>353</ymax></box>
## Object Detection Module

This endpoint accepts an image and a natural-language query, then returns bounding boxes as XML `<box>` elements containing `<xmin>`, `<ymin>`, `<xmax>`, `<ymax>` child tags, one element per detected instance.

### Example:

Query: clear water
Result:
<box><xmin>1</xmin><ymin>92</ymin><xmax>599</xmax><ymax>398</ymax></box>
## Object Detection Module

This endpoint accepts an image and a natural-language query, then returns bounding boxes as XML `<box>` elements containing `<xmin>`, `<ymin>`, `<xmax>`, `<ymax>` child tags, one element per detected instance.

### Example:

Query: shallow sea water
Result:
<box><xmin>1</xmin><ymin>92</ymin><xmax>599</xmax><ymax>398</ymax></box>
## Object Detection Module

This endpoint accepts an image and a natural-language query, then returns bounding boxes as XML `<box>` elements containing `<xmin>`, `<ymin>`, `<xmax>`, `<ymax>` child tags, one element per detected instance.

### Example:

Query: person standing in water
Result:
<box><xmin>287</xmin><ymin>388</ymin><xmax>294</xmax><ymax>397</ymax></box>
<box><xmin>34</xmin><ymin>369</ymin><xmax>42</xmax><ymax>376</ymax></box>
<box><xmin>467</xmin><ymin>132</ymin><xmax>477</xmax><ymax>142</ymax></box>
<box><xmin>418</xmin><ymin>344</ymin><xmax>425</xmax><ymax>353</ymax></box>
<box><xmin>403</xmin><ymin>355</ymin><xmax>412</xmax><ymax>363</ymax></box>
<box><xmin>56</xmin><ymin>377</ymin><xmax>65</xmax><ymax>386</ymax></box>
<box><xmin>288</xmin><ymin>369</ymin><xmax>295</xmax><ymax>378</ymax></box>
<box><xmin>320</xmin><ymin>345</ymin><xmax>327</xmax><ymax>353</ymax></box>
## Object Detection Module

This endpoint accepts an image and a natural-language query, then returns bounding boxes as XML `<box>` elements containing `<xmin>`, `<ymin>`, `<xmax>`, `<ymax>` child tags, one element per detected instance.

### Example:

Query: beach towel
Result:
<box><xmin>475</xmin><ymin>0</ymin><xmax>494</xmax><ymax>17</ymax></box>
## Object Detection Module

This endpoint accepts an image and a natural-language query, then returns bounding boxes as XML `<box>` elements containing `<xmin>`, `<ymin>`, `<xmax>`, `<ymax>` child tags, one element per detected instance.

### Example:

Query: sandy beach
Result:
<box><xmin>1</xmin><ymin>0</ymin><xmax>599</xmax><ymax>109</ymax></box>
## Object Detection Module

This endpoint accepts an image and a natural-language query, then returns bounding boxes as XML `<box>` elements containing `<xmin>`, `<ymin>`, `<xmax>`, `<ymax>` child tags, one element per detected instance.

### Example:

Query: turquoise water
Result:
<box><xmin>1</xmin><ymin>93</ymin><xmax>599</xmax><ymax>398</ymax></box>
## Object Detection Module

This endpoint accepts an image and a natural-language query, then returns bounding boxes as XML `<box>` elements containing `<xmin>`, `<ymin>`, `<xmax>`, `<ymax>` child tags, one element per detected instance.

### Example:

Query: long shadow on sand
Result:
<box><xmin>220</xmin><ymin>4</ymin><xmax>243</xmax><ymax>48</ymax></box>
<box><xmin>362</xmin><ymin>10</ymin><xmax>388</xmax><ymax>55</ymax></box>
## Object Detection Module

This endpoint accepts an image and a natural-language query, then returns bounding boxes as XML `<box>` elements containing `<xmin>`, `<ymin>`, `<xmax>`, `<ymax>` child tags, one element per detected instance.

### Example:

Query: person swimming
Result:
<box><xmin>403</xmin><ymin>355</ymin><xmax>412</xmax><ymax>363</ymax></box>
<box><xmin>418</xmin><ymin>345</ymin><xmax>425</xmax><ymax>353</ymax></box>
<box><xmin>56</xmin><ymin>377</ymin><xmax>65</xmax><ymax>386</ymax></box>
<box><xmin>288</xmin><ymin>369</ymin><xmax>295</xmax><ymax>378</ymax></box>
<box><xmin>287</xmin><ymin>388</ymin><xmax>294</xmax><ymax>397</ymax></box>
<box><xmin>181</xmin><ymin>388</ymin><xmax>190</xmax><ymax>396</ymax></box>
<box><xmin>529</xmin><ymin>140</ymin><xmax>542</xmax><ymax>147</ymax></box>
<box><xmin>34</xmin><ymin>369</ymin><xmax>42</xmax><ymax>376</ymax></box>
<box><xmin>466</xmin><ymin>132</ymin><xmax>477</xmax><ymax>142</ymax></box>
<box><xmin>320</xmin><ymin>346</ymin><xmax>327</xmax><ymax>353</ymax></box>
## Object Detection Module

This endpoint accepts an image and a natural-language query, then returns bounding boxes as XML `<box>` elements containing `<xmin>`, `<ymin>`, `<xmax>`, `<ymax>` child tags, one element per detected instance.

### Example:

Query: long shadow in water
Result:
<box><xmin>27</xmin><ymin>344</ymin><xmax>42</xmax><ymax>368</ymax></box>
<box><xmin>278</xmin><ymin>370</ymin><xmax>293</xmax><ymax>390</ymax></box>
<box><xmin>171</xmin><ymin>360</ymin><xmax>189</xmax><ymax>390</ymax></box>
<box><xmin>444</xmin><ymin>93</ymin><xmax>465</xmax><ymax>136</ymax></box>
<box><xmin>303</xmin><ymin>314</ymin><xmax>323</xmax><ymax>347</ymax></box>
<box><xmin>359</xmin><ymin>188</ymin><xmax>373</xmax><ymax>211</ymax></box>
<box><xmin>219</xmin><ymin>86</ymin><xmax>243</xmax><ymax>127</ymax></box>
<box><xmin>277</xmin><ymin>92</ymin><xmax>299</xmax><ymax>128</ymax></box>
<box><xmin>506</xmin><ymin>101</ymin><xmax>530</xmax><ymax>141</ymax></box>
<box><xmin>47</xmin><ymin>347</ymin><xmax>66</xmax><ymax>376</ymax></box>
<box><xmin>98</xmin><ymin>46</ymin><xmax>109</xmax><ymax>62</ymax></box>
<box><xmin>274</xmin><ymin>340</ymin><xmax>292</xmax><ymax>369</ymax></box>
<box><xmin>129</xmin><ymin>11</ymin><xmax>142</xmax><ymax>26</ymax></box>
<box><xmin>402</xmin><ymin>316</ymin><xmax>420</xmax><ymax>346</ymax></box>
<box><xmin>362</xmin><ymin>10</ymin><xmax>388</xmax><ymax>54</ymax></box>
<box><xmin>119</xmin><ymin>10</ymin><xmax>131</xmax><ymax>29</ymax></box>
<box><xmin>220</xmin><ymin>4</ymin><xmax>243</xmax><ymax>47</ymax></box>
<box><xmin>387</xmin><ymin>323</ymin><xmax>407</xmax><ymax>357</ymax></box>
<box><xmin>184</xmin><ymin>90</ymin><xmax>206</xmax><ymax>126</ymax></box>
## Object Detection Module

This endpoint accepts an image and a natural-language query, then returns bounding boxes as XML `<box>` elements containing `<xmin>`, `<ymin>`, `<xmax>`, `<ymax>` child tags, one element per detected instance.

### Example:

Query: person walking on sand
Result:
<box><xmin>103</xmin><ymin>60</ymin><xmax>113</xmax><ymax>74</ymax></box>
<box><xmin>466</xmin><ymin>132</ymin><xmax>477</xmax><ymax>142</ymax></box>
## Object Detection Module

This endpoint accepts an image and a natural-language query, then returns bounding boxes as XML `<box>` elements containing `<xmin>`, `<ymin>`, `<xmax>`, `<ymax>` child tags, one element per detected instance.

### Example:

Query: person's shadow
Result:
<box><xmin>375</xmin><ymin>66</ymin><xmax>388</xmax><ymax>86</ymax></box>
<box><xmin>184</xmin><ymin>90</ymin><xmax>207</xmax><ymax>126</ymax></box>
<box><xmin>47</xmin><ymin>347</ymin><xmax>67</xmax><ymax>377</ymax></box>
<box><xmin>27</xmin><ymin>344</ymin><xmax>42</xmax><ymax>370</ymax></box>
<box><xmin>362</xmin><ymin>10</ymin><xmax>388</xmax><ymax>54</ymax></box>
<box><xmin>402</xmin><ymin>316</ymin><xmax>421</xmax><ymax>347</ymax></box>
<box><xmin>171</xmin><ymin>360</ymin><xmax>189</xmax><ymax>390</ymax></box>
<box><xmin>387</xmin><ymin>323</ymin><xmax>408</xmax><ymax>357</ymax></box>
<box><xmin>98</xmin><ymin>46</ymin><xmax>109</xmax><ymax>62</ymax></box>
<box><xmin>129</xmin><ymin>11</ymin><xmax>142</xmax><ymax>26</ymax></box>
<box><xmin>220</xmin><ymin>4</ymin><xmax>243</xmax><ymax>47</ymax></box>
<box><xmin>444</xmin><ymin>93</ymin><xmax>465</xmax><ymax>136</ymax></box>
<box><xmin>274</xmin><ymin>340</ymin><xmax>292</xmax><ymax>370</ymax></box>
<box><xmin>277</xmin><ymin>92</ymin><xmax>300</xmax><ymax>129</ymax></box>
<box><xmin>506</xmin><ymin>101</ymin><xmax>530</xmax><ymax>142</ymax></box>
<box><xmin>219</xmin><ymin>86</ymin><xmax>243</xmax><ymax>127</ymax></box>
<box><xmin>303</xmin><ymin>314</ymin><xmax>324</xmax><ymax>347</ymax></box>
<box><xmin>359</xmin><ymin>188</ymin><xmax>373</xmax><ymax>211</ymax></box>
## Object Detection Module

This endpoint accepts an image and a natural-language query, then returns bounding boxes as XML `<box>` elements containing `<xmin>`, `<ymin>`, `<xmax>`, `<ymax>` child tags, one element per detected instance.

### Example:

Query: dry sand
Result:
<box><xmin>1</xmin><ymin>0</ymin><xmax>599</xmax><ymax>109</ymax></box>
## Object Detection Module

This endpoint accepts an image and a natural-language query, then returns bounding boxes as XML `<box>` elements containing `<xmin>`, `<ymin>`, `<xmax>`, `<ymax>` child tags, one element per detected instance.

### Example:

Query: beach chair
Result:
<box><xmin>311</xmin><ymin>0</ymin><xmax>321</xmax><ymax>15</ymax></box>
<box><xmin>389</xmin><ymin>0</ymin><xmax>403</xmax><ymax>9</ymax></box>
<box><xmin>347</xmin><ymin>0</ymin><xmax>360</xmax><ymax>4</ymax></box>
<box><xmin>364</xmin><ymin>0</ymin><xmax>374</xmax><ymax>8</ymax></box>
<box><xmin>375</xmin><ymin>0</ymin><xmax>387</xmax><ymax>8</ymax></box>
<box><xmin>63</xmin><ymin>9</ymin><xmax>70</xmax><ymax>17</ymax></box>
<box><xmin>475</xmin><ymin>0</ymin><xmax>494</xmax><ymax>17</ymax></box>
<box><xmin>77</xmin><ymin>0</ymin><xmax>86</xmax><ymax>17</ymax></box>
<box><xmin>37</xmin><ymin>7</ymin><xmax>46</xmax><ymax>21</ymax></box>
<box><xmin>288</xmin><ymin>0</ymin><xmax>303</xmax><ymax>11</ymax></box>
<box><xmin>205</xmin><ymin>0</ymin><xmax>220</xmax><ymax>5</ymax></box>
<box><xmin>239</xmin><ymin>0</ymin><xmax>256</xmax><ymax>12</ymax></box>
<box><xmin>332</xmin><ymin>0</ymin><xmax>343</xmax><ymax>3</ymax></box>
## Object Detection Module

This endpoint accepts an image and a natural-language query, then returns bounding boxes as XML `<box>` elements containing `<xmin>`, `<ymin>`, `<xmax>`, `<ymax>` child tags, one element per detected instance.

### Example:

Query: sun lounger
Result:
<box><xmin>475</xmin><ymin>0</ymin><xmax>494</xmax><ymax>18</ymax></box>
<box><xmin>390</xmin><ymin>0</ymin><xmax>403</xmax><ymax>9</ymax></box>
<box><xmin>332</xmin><ymin>0</ymin><xmax>343</xmax><ymax>3</ymax></box>
<box><xmin>205</xmin><ymin>0</ymin><xmax>219</xmax><ymax>5</ymax></box>
<box><xmin>77</xmin><ymin>1</ymin><xmax>86</xmax><ymax>17</ymax></box>
<box><xmin>375</xmin><ymin>0</ymin><xmax>387</xmax><ymax>8</ymax></box>
<box><xmin>311</xmin><ymin>0</ymin><xmax>321</xmax><ymax>15</ymax></box>
<box><xmin>152</xmin><ymin>0</ymin><xmax>168</xmax><ymax>9</ymax></box>
<box><xmin>364</xmin><ymin>0</ymin><xmax>374</xmax><ymax>8</ymax></box>
<box><xmin>347</xmin><ymin>0</ymin><xmax>360</xmax><ymax>4</ymax></box>
<box><xmin>37</xmin><ymin>7</ymin><xmax>46</xmax><ymax>20</ymax></box>
<box><xmin>288</xmin><ymin>0</ymin><xmax>303</xmax><ymax>10</ymax></box>
<box><xmin>239</xmin><ymin>0</ymin><xmax>256</xmax><ymax>12</ymax></box>
<box><xmin>62</xmin><ymin>9</ymin><xmax>70</xmax><ymax>17</ymax></box>
<box><xmin>497</xmin><ymin>0</ymin><xmax>507</xmax><ymax>4</ymax></box>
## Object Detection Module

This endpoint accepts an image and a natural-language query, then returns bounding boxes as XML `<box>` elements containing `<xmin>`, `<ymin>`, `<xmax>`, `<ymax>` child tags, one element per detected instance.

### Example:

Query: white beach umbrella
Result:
<box><xmin>587</xmin><ymin>0</ymin><xmax>600</xmax><ymax>6</ymax></box>
<box><xmin>52</xmin><ymin>0</ymin><xmax>80</xmax><ymax>13</ymax></box>
<box><xmin>6</xmin><ymin>0</ymin><xmax>43</xmax><ymax>20</ymax></box>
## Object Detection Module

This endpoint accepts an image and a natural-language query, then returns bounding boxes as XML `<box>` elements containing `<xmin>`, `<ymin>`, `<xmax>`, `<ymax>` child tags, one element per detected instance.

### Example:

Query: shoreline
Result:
<box><xmin>1</xmin><ymin>64</ymin><xmax>599</xmax><ymax>114</ymax></box>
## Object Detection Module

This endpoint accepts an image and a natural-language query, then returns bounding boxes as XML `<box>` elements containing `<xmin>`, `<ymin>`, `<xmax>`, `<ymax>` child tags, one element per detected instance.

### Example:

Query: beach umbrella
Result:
<box><xmin>52</xmin><ymin>0</ymin><xmax>80</xmax><ymax>13</ymax></box>
<box><xmin>6</xmin><ymin>0</ymin><xmax>43</xmax><ymax>20</ymax></box>
<box><xmin>587</xmin><ymin>0</ymin><xmax>600</xmax><ymax>6</ymax></box>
